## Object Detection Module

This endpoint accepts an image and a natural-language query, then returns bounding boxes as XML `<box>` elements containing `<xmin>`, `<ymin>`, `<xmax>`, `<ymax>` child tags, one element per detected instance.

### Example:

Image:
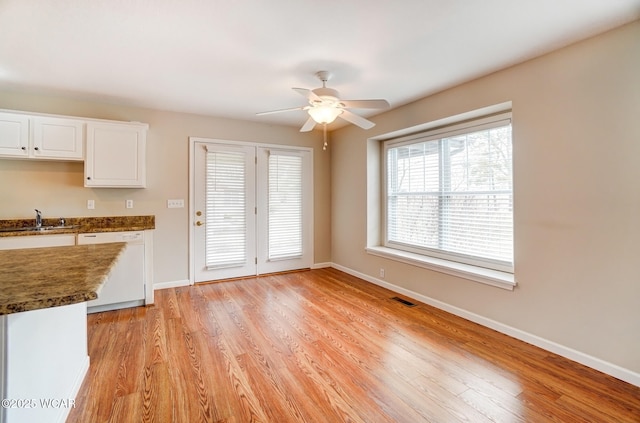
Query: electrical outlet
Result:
<box><xmin>167</xmin><ymin>199</ymin><xmax>185</xmax><ymax>208</ymax></box>
<box><xmin>126</xmin><ymin>200</ymin><xmax>134</xmax><ymax>209</ymax></box>
<box><xmin>87</xmin><ymin>200</ymin><xmax>95</xmax><ymax>210</ymax></box>
<box><xmin>379</xmin><ymin>268</ymin><xmax>385</xmax><ymax>278</ymax></box>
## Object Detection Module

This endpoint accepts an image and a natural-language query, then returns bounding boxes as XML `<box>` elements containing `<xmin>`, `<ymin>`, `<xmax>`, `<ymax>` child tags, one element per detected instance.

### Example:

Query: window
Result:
<box><xmin>384</xmin><ymin>113</ymin><xmax>513</xmax><ymax>273</ymax></box>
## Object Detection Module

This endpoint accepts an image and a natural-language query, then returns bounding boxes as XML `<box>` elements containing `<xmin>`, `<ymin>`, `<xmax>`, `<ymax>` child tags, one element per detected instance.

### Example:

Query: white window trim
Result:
<box><xmin>366</xmin><ymin>245</ymin><xmax>515</xmax><ymax>290</ymax></box>
<box><xmin>367</xmin><ymin>102</ymin><xmax>515</xmax><ymax>290</ymax></box>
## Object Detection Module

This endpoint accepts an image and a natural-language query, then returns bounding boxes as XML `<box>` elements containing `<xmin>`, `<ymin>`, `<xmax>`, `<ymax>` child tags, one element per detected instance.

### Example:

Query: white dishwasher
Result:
<box><xmin>77</xmin><ymin>231</ymin><xmax>145</xmax><ymax>313</ymax></box>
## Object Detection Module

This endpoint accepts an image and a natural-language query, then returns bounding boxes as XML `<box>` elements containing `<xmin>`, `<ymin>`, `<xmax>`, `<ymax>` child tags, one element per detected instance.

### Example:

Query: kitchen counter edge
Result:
<box><xmin>0</xmin><ymin>215</ymin><xmax>155</xmax><ymax>237</ymax></box>
<box><xmin>0</xmin><ymin>243</ymin><xmax>127</xmax><ymax>315</ymax></box>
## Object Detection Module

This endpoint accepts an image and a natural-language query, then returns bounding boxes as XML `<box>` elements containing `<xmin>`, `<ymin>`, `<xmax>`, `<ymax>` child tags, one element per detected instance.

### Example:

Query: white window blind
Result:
<box><xmin>205</xmin><ymin>149</ymin><xmax>247</xmax><ymax>269</ymax></box>
<box><xmin>268</xmin><ymin>152</ymin><xmax>303</xmax><ymax>260</ymax></box>
<box><xmin>385</xmin><ymin>114</ymin><xmax>513</xmax><ymax>272</ymax></box>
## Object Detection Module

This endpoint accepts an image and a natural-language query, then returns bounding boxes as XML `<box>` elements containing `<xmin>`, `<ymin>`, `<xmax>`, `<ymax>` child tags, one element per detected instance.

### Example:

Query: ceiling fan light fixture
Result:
<box><xmin>308</xmin><ymin>105</ymin><xmax>342</xmax><ymax>124</ymax></box>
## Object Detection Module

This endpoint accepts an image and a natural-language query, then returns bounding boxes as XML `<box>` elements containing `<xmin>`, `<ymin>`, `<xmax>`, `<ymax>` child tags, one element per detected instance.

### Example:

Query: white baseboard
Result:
<box><xmin>331</xmin><ymin>263</ymin><xmax>640</xmax><ymax>388</ymax></box>
<box><xmin>311</xmin><ymin>262</ymin><xmax>332</xmax><ymax>269</ymax></box>
<box><xmin>153</xmin><ymin>279</ymin><xmax>191</xmax><ymax>290</ymax></box>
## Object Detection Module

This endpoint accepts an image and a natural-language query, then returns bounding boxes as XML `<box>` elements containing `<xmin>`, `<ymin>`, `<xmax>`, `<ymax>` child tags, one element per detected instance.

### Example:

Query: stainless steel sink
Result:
<box><xmin>0</xmin><ymin>225</ymin><xmax>80</xmax><ymax>233</ymax></box>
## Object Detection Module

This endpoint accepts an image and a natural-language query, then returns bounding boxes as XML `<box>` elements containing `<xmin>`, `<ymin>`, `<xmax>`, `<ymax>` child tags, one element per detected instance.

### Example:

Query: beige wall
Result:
<box><xmin>331</xmin><ymin>21</ymin><xmax>640</xmax><ymax>375</ymax></box>
<box><xmin>0</xmin><ymin>95</ymin><xmax>332</xmax><ymax>285</ymax></box>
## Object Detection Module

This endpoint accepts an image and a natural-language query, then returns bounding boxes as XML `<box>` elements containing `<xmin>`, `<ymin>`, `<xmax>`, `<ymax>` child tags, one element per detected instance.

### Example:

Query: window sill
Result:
<box><xmin>365</xmin><ymin>246</ymin><xmax>516</xmax><ymax>291</ymax></box>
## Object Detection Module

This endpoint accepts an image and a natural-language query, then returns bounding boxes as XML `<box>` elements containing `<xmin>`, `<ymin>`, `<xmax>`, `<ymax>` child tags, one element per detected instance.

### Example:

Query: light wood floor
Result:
<box><xmin>67</xmin><ymin>268</ymin><xmax>640</xmax><ymax>422</ymax></box>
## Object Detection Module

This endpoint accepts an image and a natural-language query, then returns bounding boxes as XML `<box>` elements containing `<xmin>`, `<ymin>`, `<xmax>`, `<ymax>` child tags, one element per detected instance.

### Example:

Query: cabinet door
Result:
<box><xmin>85</xmin><ymin>122</ymin><xmax>147</xmax><ymax>188</ymax></box>
<box><xmin>32</xmin><ymin>117</ymin><xmax>84</xmax><ymax>160</ymax></box>
<box><xmin>0</xmin><ymin>112</ymin><xmax>29</xmax><ymax>158</ymax></box>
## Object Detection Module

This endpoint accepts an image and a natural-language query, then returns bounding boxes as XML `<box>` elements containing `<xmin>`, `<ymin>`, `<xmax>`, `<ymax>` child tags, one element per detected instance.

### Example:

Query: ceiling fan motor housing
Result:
<box><xmin>312</xmin><ymin>87</ymin><xmax>340</xmax><ymax>104</ymax></box>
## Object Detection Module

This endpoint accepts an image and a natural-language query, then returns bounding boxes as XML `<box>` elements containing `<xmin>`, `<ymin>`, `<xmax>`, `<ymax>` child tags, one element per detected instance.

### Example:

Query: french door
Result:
<box><xmin>192</xmin><ymin>140</ymin><xmax>313</xmax><ymax>282</ymax></box>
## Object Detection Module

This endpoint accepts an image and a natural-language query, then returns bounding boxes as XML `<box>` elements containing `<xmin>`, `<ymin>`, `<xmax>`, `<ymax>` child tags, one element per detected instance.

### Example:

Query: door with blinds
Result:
<box><xmin>193</xmin><ymin>141</ymin><xmax>313</xmax><ymax>283</ymax></box>
<box><xmin>194</xmin><ymin>142</ymin><xmax>257</xmax><ymax>281</ymax></box>
<box><xmin>256</xmin><ymin>147</ymin><xmax>313</xmax><ymax>275</ymax></box>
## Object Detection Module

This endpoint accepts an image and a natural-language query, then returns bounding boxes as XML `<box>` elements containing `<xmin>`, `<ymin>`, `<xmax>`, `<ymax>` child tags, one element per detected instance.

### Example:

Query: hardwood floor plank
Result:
<box><xmin>114</xmin><ymin>308</ymin><xmax>146</xmax><ymax>397</ymax></box>
<box><xmin>555</xmin><ymin>393</ymin><xmax>639</xmax><ymax>423</ymax></box>
<box><xmin>108</xmin><ymin>392</ymin><xmax>142</xmax><ymax>423</ymax></box>
<box><xmin>515</xmin><ymin>388</ymin><xmax>590</xmax><ymax>423</ymax></box>
<box><xmin>411</xmin><ymin>374</ymin><xmax>495</xmax><ymax>423</ymax></box>
<box><xmin>235</xmin><ymin>351</ymin><xmax>294</xmax><ymax>422</ymax></box>
<box><xmin>144</xmin><ymin>306</ymin><xmax>169</xmax><ymax>367</ymax></box>
<box><xmin>458</xmin><ymin>387</ymin><xmax>528</xmax><ymax>423</ymax></box>
<box><xmin>67</xmin><ymin>268</ymin><xmax>640</xmax><ymax>422</ymax></box>
<box><xmin>141</xmin><ymin>363</ymin><xmax>175</xmax><ymax>423</ymax></box>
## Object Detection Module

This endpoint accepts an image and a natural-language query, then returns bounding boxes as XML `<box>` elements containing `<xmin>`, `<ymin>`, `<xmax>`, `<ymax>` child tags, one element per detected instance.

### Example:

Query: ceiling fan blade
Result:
<box><xmin>340</xmin><ymin>99</ymin><xmax>390</xmax><ymax>109</ymax></box>
<box><xmin>339</xmin><ymin>109</ymin><xmax>376</xmax><ymax>130</ymax></box>
<box><xmin>300</xmin><ymin>116</ymin><xmax>317</xmax><ymax>132</ymax></box>
<box><xmin>293</xmin><ymin>87</ymin><xmax>322</xmax><ymax>102</ymax></box>
<box><xmin>256</xmin><ymin>106</ymin><xmax>307</xmax><ymax>116</ymax></box>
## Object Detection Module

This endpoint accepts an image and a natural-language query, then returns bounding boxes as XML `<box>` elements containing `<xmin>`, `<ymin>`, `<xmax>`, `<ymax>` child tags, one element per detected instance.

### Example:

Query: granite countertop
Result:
<box><xmin>0</xmin><ymin>215</ymin><xmax>155</xmax><ymax>237</ymax></box>
<box><xmin>0</xmin><ymin>243</ymin><xmax>126</xmax><ymax>315</ymax></box>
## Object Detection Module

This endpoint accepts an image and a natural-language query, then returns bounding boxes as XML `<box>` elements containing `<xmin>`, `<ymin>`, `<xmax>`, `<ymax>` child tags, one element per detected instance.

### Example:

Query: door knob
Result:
<box><xmin>196</xmin><ymin>221</ymin><xmax>203</xmax><ymax>226</ymax></box>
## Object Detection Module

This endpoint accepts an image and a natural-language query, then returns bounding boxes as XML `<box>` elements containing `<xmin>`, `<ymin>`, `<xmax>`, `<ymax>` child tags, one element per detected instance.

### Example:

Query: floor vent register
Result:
<box><xmin>390</xmin><ymin>296</ymin><xmax>417</xmax><ymax>307</ymax></box>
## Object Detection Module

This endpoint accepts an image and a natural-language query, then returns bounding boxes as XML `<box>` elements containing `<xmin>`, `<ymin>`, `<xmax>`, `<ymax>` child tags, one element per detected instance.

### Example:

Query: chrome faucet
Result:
<box><xmin>35</xmin><ymin>209</ymin><xmax>42</xmax><ymax>228</ymax></box>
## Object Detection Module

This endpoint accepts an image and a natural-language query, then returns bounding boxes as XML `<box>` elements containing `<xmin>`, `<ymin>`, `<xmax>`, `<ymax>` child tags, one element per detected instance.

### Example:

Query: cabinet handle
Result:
<box><xmin>34</xmin><ymin>147</ymin><xmax>39</xmax><ymax>151</ymax></box>
<box><xmin>21</xmin><ymin>146</ymin><xmax>26</xmax><ymax>150</ymax></box>
<box><xmin>87</xmin><ymin>177</ymin><xmax>91</xmax><ymax>180</ymax></box>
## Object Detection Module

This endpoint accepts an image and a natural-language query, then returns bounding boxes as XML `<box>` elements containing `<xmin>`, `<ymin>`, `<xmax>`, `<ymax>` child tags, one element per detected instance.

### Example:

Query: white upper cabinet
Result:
<box><xmin>0</xmin><ymin>112</ymin><xmax>30</xmax><ymax>157</ymax></box>
<box><xmin>32</xmin><ymin>116</ymin><xmax>84</xmax><ymax>160</ymax></box>
<box><xmin>0</xmin><ymin>112</ymin><xmax>84</xmax><ymax>160</ymax></box>
<box><xmin>85</xmin><ymin>121</ymin><xmax>148</xmax><ymax>188</ymax></box>
<box><xmin>1</xmin><ymin>109</ymin><xmax>148</xmax><ymax>188</ymax></box>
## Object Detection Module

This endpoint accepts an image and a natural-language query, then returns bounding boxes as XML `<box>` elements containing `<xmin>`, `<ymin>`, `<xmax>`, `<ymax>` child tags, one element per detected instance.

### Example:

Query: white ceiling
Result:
<box><xmin>1</xmin><ymin>0</ymin><xmax>638</xmax><ymax>130</ymax></box>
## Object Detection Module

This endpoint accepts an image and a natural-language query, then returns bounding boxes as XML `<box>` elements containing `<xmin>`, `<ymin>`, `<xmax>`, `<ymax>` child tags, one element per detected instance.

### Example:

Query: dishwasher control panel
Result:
<box><xmin>77</xmin><ymin>231</ymin><xmax>144</xmax><ymax>245</ymax></box>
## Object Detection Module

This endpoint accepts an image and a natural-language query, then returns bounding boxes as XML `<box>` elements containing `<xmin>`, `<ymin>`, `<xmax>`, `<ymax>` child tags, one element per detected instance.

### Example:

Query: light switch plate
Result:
<box><xmin>87</xmin><ymin>200</ymin><xmax>95</xmax><ymax>209</ymax></box>
<box><xmin>167</xmin><ymin>199</ymin><xmax>184</xmax><ymax>208</ymax></box>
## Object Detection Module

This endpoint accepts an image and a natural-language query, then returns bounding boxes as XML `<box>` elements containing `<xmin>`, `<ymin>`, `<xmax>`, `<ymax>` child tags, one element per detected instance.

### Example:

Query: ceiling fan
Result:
<box><xmin>257</xmin><ymin>71</ymin><xmax>390</xmax><ymax>134</ymax></box>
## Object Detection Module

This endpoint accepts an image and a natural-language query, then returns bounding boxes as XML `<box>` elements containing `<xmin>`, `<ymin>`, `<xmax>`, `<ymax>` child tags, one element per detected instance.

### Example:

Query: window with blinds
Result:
<box><xmin>268</xmin><ymin>152</ymin><xmax>303</xmax><ymax>260</ymax></box>
<box><xmin>384</xmin><ymin>113</ymin><xmax>513</xmax><ymax>272</ymax></box>
<box><xmin>205</xmin><ymin>149</ymin><xmax>247</xmax><ymax>269</ymax></box>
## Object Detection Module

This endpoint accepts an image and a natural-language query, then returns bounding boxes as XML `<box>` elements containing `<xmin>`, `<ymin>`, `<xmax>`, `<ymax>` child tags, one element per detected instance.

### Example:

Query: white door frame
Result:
<box><xmin>188</xmin><ymin>137</ymin><xmax>314</xmax><ymax>284</ymax></box>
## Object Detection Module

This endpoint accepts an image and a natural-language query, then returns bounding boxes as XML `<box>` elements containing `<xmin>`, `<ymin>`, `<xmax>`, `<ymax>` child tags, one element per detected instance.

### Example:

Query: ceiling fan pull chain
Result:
<box><xmin>323</xmin><ymin>124</ymin><xmax>328</xmax><ymax>151</ymax></box>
